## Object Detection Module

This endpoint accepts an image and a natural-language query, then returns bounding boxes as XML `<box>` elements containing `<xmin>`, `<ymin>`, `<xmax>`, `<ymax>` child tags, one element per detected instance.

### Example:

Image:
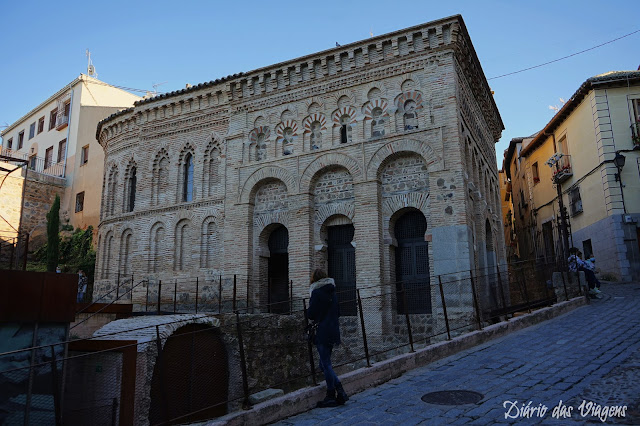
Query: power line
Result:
<box><xmin>488</xmin><ymin>29</ymin><xmax>640</xmax><ymax>80</ymax></box>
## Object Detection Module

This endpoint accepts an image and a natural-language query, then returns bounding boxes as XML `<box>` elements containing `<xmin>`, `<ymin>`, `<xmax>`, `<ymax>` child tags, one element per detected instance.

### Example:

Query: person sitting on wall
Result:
<box><xmin>568</xmin><ymin>248</ymin><xmax>600</xmax><ymax>295</ymax></box>
<box><xmin>308</xmin><ymin>269</ymin><xmax>349</xmax><ymax>407</ymax></box>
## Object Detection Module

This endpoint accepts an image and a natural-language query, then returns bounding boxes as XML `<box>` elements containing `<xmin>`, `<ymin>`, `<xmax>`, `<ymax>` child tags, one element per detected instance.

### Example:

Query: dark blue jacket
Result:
<box><xmin>308</xmin><ymin>278</ymin><xmax>341</xmax><ymax>346</ymax></box>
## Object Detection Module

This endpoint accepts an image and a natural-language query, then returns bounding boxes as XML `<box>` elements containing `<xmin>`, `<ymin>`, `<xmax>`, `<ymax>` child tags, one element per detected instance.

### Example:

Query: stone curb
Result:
<box><xmin>205</xmin><ymin>296</ymin><xmax>588</xmax><ymax>426</ymax></box>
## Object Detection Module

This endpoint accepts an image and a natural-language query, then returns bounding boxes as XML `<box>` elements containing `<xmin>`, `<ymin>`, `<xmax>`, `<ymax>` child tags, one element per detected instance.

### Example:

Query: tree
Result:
<box><xmin>46</xmin><ymin>195</ymin><xmax>60</xmax><ymax>272</ymax></box>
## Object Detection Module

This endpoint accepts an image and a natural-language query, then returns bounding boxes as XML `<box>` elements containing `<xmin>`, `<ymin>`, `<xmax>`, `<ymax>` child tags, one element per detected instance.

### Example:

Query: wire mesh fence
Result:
<box><xmin>1</xmin><ymin>261</ymin><xmax>586</xmax><ymax>425</ymax></box>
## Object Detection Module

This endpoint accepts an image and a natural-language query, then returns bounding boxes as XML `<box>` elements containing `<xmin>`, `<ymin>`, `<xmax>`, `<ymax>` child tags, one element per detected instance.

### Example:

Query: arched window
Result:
<box><xmin>256</xmin><ymin>133</ymin><xmax>266</xmax><ymax>161</ymax></box>
<box><xmin>202</xmin><ymin>221</ymin><xmax>217</xmax><ymax>269</ymax></box>
<box><xmin>150</xmin><ymin>225</ymin><xmax>165</xmax><ymax>273</ymax></box>
<box><xmin>371</xmin><ymin>107</ymin><xmax>385</xmax><ymax>137</ymax></box>
<box><xmin>127</xmin><ymin>166</ymin><xmax>137</xmax><ymax>212</ymax></box>
<box><xmin>120</xmin><ymin>231</ymin><xmax>133</xmax><ymax>276</ymax></box>
<box><xmin>340</xmin><ymin>115</ymin><xmax>352</xmax><ymax>144</ymax></box>
<box><xmin>403</xmin><ymin>100</ymin><xmax>418</xmax><ymax>130</ymax></box>
<box><xmin>175</xmin><ymin>221</ymin><xmax>190</xmax><ymax>271</ymax></box>
<box><xmin>103</xmin><ymin>234</ymin><xmax>113</xmax><ymax>279</ymax></box>
<box><xmin>106</xmin><ymin>168</ymin><xmax>118</xmax><ymax>216</ymax></box>
<box><xmin>183</xmin><ymin>153</ymin><xmax>194</xmax><ymax>202</ymax></box>
<box><xmin>152</xmin><ymin>152</ymin><xmax>169</xmax><ymax>206</ymax></box>
<box><xmin>282</xmin><ymin>127</ymin><xmax>294</xmax><ymax>155</ymax></box>
<box><xmin>310</xmin><ymin>121</ymin><xmax>322</xmax><ymax>150</ymax></box>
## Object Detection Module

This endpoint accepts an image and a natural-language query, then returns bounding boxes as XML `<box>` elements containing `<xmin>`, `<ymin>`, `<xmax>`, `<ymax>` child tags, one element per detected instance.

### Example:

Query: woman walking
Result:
<box><xmin>308</xmin><ymin>269</ymin><xmax>349</xmax><ymax>407</ymax></box>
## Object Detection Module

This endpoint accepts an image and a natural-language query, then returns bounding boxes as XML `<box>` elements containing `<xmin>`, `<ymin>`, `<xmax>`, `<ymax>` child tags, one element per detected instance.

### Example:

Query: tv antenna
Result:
<box><xmin>152</xmin><ymin>81</ymin><xmax>168</xmax><ymax>95</ymax></box>
<box><xmin>86</xmin><ymin>49</ymin><xmax>98</xmax><ymax>78</ymax></box>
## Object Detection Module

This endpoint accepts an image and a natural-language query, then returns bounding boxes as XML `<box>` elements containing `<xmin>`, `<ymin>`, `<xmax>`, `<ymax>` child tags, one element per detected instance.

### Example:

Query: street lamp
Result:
<box><xmin>546</xmin><ymin>153</ymin><xmax>571</xmax><ymax>265</ymax></box>
<box><xmin>613</xmin><ymin>152</ymin><xmax>626</xmax><ymax>213</ymax></box>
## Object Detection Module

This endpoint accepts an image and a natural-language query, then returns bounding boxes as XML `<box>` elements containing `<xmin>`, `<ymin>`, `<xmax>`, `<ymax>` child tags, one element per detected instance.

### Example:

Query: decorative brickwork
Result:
<box><xmin>95</xmin><ymin>15</ymin><xmax>505</xmax><ymax>316</ymax></box>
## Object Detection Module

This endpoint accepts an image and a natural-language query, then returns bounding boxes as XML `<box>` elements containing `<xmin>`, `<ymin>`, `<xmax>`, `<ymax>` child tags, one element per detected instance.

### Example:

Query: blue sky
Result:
<box><xmin>1</xmin><ymin>0</ymin><xmax>638</xmax><ymax>168</ymax></box>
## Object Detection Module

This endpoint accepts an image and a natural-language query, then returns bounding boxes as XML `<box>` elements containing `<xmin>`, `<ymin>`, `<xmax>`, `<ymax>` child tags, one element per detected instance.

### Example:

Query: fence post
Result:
<box><xmin>437</xmin><ymin>276</ymin><xmax>451</xmax><ymax>340</ymax></box>
<box><xmin>247</xmin><ymin>277</ymin><xmax>251</xmax><ymax>313</ymax></box>
<box><xmin>235</xmin><ymin>311</ymin><xmax>251</xmax><ymax>410</ymax></box>
<box><xmin>356</xmin><ymin>289</ymin><xmax>371</xmax><ymax>367</ymax></box>
<box><xmin>289</xmin><ymin>280</ymin><xmax>293</xmax><ymax>315</ymax></box>
<box><xmin>157</xmin><ymin>280</ymin><xmax>162</xmax><ymax>314</ymax></box>
<box><xmin>469</xmin><ymin>272</ymin><xmax>483</xmax><ymax>331</ymax></box>
<box><xmin>174</xmin><ymin>279</ymin><xmax>177</xmax><ymax>313</ymax></box>
<box><xmin>233</xmin><ymin>275</ymin><xmax>237</xmax><ymax>311</ymax></box>
<box><xmin>400</xmin><ymin>283</ymin><xmax>414</xmax><ymax>352</ymax></box>
<box><xmin>116</xmin><ymin>272</ymin><xmax>120</xmax><ymax>301</ymax></box>
<box><xmin>218</xmin><ymin>275</ymin><xmax>222</xmax><ymax>313</ymax></box>
<box><xmin>195</xmin><ymin>277</ymin><xmax>199</xmax><ymax>313</ymax></box>
<box><xmin>303</xmin><ymin>299</ymin><xmax>318</xmax><ymax>385</ymax></box>
<box><xmin>145</xmin><ymin>282</ymin><xmax>149</xmax><ymax>312</ymax></box>
<box><xmin>9</xmin><ymin>238</ymin><xmax>15</xmax><ymax>269</ymax></box>
<box><xmin>496</xmin><ymin>268</ymin><xmax>509</xmax><ymax>321</ymax></box>
<box><xmin>131</xmin><ymin>274</ymin><xmax>134</xmax><ymax>300</ymax></box>
<box><xmin>49</xmin><ymin>345</ymin><xmax>62</xmax><ymax>426</ymax></box>
<box><xmin>22</xmin><ymin>234</ymin><xmax>29</xmax><ymax>271</ymax></box>
<box><xmin>111</xmin><ymin>397</ymin><xmax>119</xmax><ymax>426</ymax></box>
<box><xmin>519</xmin><ymin>270</ymin><xmax>532</xmax><ymax>313</ymax></box>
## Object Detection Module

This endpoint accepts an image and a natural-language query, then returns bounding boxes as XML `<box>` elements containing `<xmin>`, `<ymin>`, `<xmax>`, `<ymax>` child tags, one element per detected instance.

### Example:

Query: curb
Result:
<box><xmin>206</xmin><ymin>296</ymin><xmax>588</xmax><ymax>425</ymax></box>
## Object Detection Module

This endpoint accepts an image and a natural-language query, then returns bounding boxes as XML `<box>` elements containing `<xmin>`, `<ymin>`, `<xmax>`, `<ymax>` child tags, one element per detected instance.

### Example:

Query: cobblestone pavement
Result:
<box><xmin>276</xmin><ymin>282</ymin><xmax>640</xmax><ymax>425</ymax></box>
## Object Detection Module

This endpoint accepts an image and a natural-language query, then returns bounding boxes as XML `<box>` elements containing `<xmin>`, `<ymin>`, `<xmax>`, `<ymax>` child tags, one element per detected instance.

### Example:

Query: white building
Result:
<box><xmin>0</xmin><ymin>74</ymin><xmax>140</xmax><ymax>247</ymax></box>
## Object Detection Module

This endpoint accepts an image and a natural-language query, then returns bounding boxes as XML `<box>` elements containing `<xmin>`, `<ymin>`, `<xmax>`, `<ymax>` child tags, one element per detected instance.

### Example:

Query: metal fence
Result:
<box><xmin>1</xmin><ymin>261</ymin><xmax>586</xmax><ymax>425</ymax></box>
<box><xmin>0</xmin><ymin>233</ymin><xmax>29</xmax><ymax>270</ymax></box>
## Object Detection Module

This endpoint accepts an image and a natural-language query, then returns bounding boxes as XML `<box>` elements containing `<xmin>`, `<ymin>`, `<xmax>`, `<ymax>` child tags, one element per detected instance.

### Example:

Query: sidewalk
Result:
<box><xmin>276</xmin><ymin>282</ymin><xmax>640</xmax><ymax>425</ymax></box>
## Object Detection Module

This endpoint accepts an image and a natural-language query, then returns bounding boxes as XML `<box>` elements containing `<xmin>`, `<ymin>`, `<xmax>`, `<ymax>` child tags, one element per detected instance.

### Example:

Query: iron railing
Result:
<box><xmin>0</xmin><ymin>261</ymin><xmax>586</xmax><ymax>425</ymax></box>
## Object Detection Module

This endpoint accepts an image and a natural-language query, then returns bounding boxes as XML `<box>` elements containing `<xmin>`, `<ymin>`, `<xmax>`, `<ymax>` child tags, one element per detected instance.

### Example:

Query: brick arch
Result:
<box><xmin>254</xmin><ymin>211</ymin><xmax>291</xmax><ymax>235</ymax></box>
<box><xmin>239</xmin><ymin>166</ymin><xmax>297</xmax><ymax>204</ymax></box>
<box><xmin>314</xmin><ymin>203</ymin><xmax>355</xmax><ymax>226</ymax></box>
<box><xmin>382</xmin><ymin>193</ymin><xmax>430</xmax><ymax>219</ymax></box>
<box><xmin>300</xmin><ymin>152</ymin><xmax>362</xmax><ymax>193</ymax></box>
<box><xmin>367</xmin><ymin>139</ymin><xmax>443</xmax><ymax>178</ymax></box>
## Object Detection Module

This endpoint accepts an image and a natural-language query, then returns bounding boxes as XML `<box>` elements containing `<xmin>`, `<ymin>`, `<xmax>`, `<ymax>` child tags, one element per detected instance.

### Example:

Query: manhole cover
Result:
<box><xmin>421</xmin><ymin>390</ymin><xmax>484</xmax><ymax>405</ymax></box>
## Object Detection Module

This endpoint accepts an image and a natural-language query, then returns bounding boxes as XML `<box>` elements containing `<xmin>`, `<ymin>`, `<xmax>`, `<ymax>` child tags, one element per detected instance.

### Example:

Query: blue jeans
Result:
<box><xmin>317</xmin><ymin>343</ymin><xmax>340</xmax><ymax>391</ymax></box>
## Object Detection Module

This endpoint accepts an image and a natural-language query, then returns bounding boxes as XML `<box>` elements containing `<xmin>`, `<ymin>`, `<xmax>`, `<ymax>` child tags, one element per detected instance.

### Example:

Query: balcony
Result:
<box><xmin>547</xmin><ymin>153</ymin><xmax>572</xmax><ymax>184</ymax></box>
<box><xmin>1</xmin><ymin>148</ymin><xmax>65</xmax><ymax>178</ymax></box>
<box><xmin>632</xmin><ymin>122</ymin><xmax>640</xmax><ymax>149</ymax></box>
<box><xmin>55</xmin><ymin>113</ymin><xmax>69</xmax><ymax>131</ymax></box>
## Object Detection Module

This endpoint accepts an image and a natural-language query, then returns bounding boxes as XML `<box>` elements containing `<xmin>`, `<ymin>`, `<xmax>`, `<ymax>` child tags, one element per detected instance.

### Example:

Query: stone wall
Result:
<box><xmin>0</xmin><ymin>166</ymin><xmax>65</xmax><ymax>250</ymax></box>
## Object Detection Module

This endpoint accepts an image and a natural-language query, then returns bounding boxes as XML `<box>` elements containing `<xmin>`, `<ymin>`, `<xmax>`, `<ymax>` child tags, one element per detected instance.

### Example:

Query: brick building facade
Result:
<box><xmin>94</xmin><ymin>15</ymin><xmax>505</xmax><ymax>313</ymax></box>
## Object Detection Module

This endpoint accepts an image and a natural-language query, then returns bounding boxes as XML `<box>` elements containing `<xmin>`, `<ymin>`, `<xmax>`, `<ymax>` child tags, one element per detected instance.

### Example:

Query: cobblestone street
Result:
<box><xmin>277</xmin><ymin>282</ymin><xmax>640</xmax><ymax>425</ymax></box>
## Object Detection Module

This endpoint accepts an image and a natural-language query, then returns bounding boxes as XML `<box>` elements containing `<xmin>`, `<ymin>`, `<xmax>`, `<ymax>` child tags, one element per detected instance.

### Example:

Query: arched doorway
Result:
<box><xmin>395</xmin><ymin>210</ymin><xmax>431</xmax><ymax>314</ymax></box>
<box><xmin>328</xmin><ymin>224</ymin><xmax>357</xmax><ymax>316</ymax></box>
<box><xmin>149</xmin><ymin>324</ymin><xmax>228</xmax><ymax>424</ymax></box>
<box><xmin>268</xmin><ymin>225</ymin><xmax>289</xmax><ymax>314</ymax></box>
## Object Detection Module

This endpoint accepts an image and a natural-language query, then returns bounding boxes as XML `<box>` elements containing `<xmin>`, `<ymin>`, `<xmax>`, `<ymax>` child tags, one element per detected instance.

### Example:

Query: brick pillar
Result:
<box><xmin>353</xmin><ymin>180</ymin><xmax>383</xmax><ymax>291</ymax></box>
<box><xmin>287</xmin><ymin>193</ymin><xmax>313</xmax><ymax>303</ymax></box>
<box><xmin>353</xmin><ymin>179</ymin><xmax>385</xmax><ymax>339</ymax></box>
<box><xmin>223</xmin><ymin>202</ymin><xmax>252</xmax><ymax>305</ymax></box>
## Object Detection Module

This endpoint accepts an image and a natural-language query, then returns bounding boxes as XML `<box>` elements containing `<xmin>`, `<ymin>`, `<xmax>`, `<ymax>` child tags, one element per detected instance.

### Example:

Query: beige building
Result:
<box><xmin>94</xmin><ymin>15</ymin><xmax>506</xmax><ymax>315</ymax></box>
<box><xmin>503</xmin><ymin>71</ymin><xmax>640</xmax><ymax>281</ymax></box>
<box><xmin>0</xmin><ymin>74</ymin><xmax>140</xmax><ymax>250</ymax></box>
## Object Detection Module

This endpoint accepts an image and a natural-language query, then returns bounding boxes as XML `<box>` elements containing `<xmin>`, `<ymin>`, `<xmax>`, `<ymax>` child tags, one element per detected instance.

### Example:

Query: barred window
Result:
<box><xmin>570</xmin><ymin>187</ymin><xmax>583</xmax><ymax>216</ymax></box>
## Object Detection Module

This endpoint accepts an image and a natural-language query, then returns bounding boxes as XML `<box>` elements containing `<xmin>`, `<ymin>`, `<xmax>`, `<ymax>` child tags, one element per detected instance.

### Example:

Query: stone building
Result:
<box><xmin>94</xmin><ymin>15</ymin><xmax>505</xmax><ymax>314</ymax></box>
